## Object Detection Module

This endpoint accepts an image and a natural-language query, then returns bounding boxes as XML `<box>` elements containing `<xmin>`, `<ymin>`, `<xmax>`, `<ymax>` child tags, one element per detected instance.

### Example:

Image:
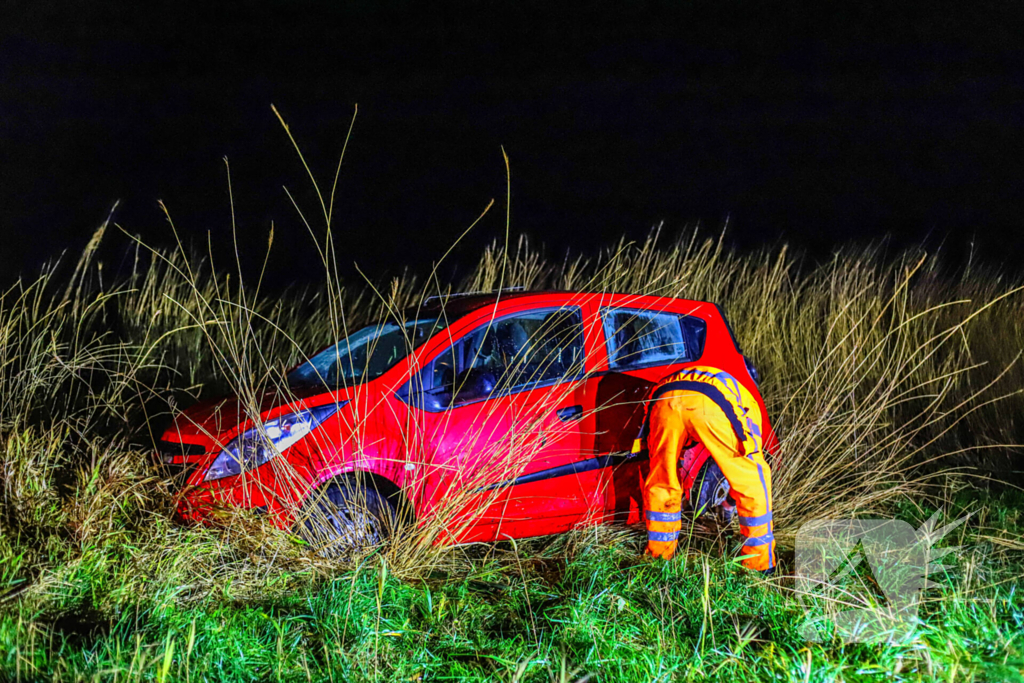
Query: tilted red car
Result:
<box><xmin>158</xmin><ymin>291</ymin><xmax>775</xmax><ymax>548</ymax></box>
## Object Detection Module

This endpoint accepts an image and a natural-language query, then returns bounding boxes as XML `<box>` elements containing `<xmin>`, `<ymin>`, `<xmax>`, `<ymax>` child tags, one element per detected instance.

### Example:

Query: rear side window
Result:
<box><xmin>601</xmin><ymin>308</ymin><xmax>706</xmax><ymax>370</ymax></box>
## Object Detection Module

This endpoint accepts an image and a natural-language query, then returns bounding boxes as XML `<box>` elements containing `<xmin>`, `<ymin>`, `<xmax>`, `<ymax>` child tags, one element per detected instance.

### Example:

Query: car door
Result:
<box><xmin>591</xmin><ymin>306</ymin><xmax>709</xmax><ymax>523</ymax></box>
<box><xmin>400</xmin><ymin>306</ymin><xmax>593</xmax><ymax>542</ymax></box>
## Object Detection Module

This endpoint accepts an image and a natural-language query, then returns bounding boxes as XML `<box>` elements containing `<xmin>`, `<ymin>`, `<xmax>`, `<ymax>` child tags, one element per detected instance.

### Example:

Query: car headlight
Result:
<box><xmin>204</xmin><ymin>403</ymin><xmax>343</xmax><ymax>482</ymax></box>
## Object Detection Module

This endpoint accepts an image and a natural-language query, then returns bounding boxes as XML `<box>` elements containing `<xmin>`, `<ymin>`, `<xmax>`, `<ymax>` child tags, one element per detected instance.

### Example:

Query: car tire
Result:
<box><xmin>689</xmin><ymin>459</ymin><xmax>733</xmax><ymax>523</ymax></box>
<box><xmin>299</xmin><ymin>476</ymin><xmax>403</xmax><ymax>557</ymax></box>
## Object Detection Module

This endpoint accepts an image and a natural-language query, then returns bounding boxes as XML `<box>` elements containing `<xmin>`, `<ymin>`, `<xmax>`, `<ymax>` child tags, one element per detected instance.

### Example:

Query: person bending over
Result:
<box><xmin>633</xmin><ymin>365</ymin><xmax>775</xmax><ymax>574</ymax></box>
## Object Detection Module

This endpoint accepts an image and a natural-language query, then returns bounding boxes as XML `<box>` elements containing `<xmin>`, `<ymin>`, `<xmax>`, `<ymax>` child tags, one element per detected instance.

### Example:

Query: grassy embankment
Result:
<box><xmin>2</xmin><ymin>120</ymin><xmax>1023</xmax><ymax>680</ymax></box>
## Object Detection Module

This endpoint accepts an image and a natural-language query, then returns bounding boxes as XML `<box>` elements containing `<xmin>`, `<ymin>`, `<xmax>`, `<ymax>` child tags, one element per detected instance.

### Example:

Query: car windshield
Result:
<box><xmin>287</xmin><ymin>317</ymin><xmax>447</xmax><ymax>389</ymax></box>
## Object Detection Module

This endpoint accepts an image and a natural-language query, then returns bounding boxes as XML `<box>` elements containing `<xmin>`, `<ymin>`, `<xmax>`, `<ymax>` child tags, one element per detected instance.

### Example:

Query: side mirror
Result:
<box><xmin>396</xmin><ymin>366</ymin><xmax>497</xmax><ymax>410</ymax></box>
<box><xmin>455</xmin><ymin>368</ymin><xmax>497</xmax><ymax>401</ymax></box>
<box><xmin>397</xmin><ymin>367</ymin><xmax>453</xmax><ymax>411</ymax></box>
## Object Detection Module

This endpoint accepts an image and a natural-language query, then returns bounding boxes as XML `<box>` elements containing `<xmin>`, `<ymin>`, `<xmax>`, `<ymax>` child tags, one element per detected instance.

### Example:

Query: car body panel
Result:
<box><xmin>160</xmin><ymin>290</ymin><xmax>776</xmax><ymax>542</ymax></box>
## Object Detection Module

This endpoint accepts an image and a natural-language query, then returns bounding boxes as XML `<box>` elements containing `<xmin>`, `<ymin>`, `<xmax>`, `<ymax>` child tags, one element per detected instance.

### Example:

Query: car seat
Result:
<box><xmin>495</xmin><ymin>322</ymin><xmax>530</xmax><ymax>385</ymax></box>
<box><xmin>540</xmin><ymin>312</ymin><xmax>582</xmax><ymax>380</ymax></box>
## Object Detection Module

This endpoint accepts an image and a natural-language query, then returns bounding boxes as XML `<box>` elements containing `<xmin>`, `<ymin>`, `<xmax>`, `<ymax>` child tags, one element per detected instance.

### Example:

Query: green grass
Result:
<box><xmin>3</xmin><ymin>494</ymin><xmax>1022</xmax><ymax>682</ymax></box>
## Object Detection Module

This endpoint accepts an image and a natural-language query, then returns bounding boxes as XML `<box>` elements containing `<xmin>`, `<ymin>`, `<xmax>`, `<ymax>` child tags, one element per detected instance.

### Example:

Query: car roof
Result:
<box><xmin>415</xmin><ymin>289</ymin><xmax>716</xmax><ymax>318</ymax></box>
<box><xmin>407</xmin><ymin>290</ymin><xmax>720</xmax><ymax>325</ymax></box>
<box><xmin>416</xmin><ymin>289</ymin><xmax>550</xmax><ymax>317</ymax></box>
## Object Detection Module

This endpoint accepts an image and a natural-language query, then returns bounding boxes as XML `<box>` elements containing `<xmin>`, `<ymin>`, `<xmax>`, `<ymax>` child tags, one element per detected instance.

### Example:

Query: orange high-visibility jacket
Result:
<box><xmin>634</xmin><ymin>365</ymin><xmax>775</xmax><ymax>572</ymax></box>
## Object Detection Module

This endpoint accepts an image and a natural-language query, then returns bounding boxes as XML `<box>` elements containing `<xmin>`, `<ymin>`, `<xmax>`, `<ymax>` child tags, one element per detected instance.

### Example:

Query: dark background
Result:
<box><xmin>2</xmin><ymin>2</ymin><xmax>1022</xmax><ymax>288</ymax></box>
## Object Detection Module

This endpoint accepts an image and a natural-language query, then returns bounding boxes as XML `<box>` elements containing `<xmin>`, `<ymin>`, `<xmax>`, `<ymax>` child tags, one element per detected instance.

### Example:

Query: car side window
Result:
<box><xmin>601</xmin><ymin>308</ymin><xmax>706</xmax><ymax>370</ymax></box>
<box><xmin>401</xmin><ymin>307</ymin><xmax>585</xmax><ymax>410</ymax></box>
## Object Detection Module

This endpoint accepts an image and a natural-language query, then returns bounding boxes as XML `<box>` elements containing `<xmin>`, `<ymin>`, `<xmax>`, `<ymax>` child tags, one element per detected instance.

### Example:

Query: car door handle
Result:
<box><xmin>556</xmin><ymin>405</ymin><xmax>583</xmax><ymax>422</ymax></box>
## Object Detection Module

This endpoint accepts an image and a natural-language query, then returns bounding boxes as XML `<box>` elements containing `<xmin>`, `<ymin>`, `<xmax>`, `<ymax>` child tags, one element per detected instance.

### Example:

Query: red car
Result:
<box><xmin>158</xmin><ymin>290</ymin><xmax>775</xmax><ymax>549</ymax></box>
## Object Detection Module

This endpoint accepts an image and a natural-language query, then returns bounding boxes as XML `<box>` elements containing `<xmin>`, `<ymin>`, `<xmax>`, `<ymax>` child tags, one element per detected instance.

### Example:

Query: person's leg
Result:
<box><xmin>687</xmin><ymin>397</ymin><xmax>775</xmax><ymax>572</ymax></box>
<box><xmin>642</xmin><ymin>395</ymin><xmax>692</xmax><ymax>559</ymax></box>
<box><xmin>731</xmin><ymin>450</ymin><xmax>774</xmax><ymax>572</ymax></box>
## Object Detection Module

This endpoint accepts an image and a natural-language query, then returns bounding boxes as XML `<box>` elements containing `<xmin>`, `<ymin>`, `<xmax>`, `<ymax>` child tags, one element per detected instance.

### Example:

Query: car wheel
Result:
<box><xmin>299</xmin><ymin>477</ymin><xmax>402</xmax><ymax>557</ymax></box>
<box><xmin>689</xmin><ymin>459</ymin><xmax>733</xmax><ymax>522</ymax></box>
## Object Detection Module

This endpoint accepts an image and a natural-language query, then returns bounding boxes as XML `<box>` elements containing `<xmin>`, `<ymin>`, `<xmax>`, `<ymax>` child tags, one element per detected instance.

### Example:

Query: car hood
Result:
<box><xmin>163</xmin><ymin>385</ymin><xmax>345</xmax><ymax>443</ymax></box>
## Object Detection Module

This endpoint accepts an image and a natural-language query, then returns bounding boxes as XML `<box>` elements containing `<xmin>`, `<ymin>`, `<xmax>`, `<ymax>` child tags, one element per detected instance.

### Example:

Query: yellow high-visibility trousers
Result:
<box><xmin>643</xmin><ymin>390</ymin><xmax>775</xmax><ymax>572</ymax></box>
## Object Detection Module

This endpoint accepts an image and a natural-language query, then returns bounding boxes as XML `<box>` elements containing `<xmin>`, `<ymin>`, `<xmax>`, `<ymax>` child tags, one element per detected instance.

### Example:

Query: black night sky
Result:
<box><xmin>2</xmin><ymin>2</ymin><xmax>1022</xmax><ymax>288</ymax></box>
